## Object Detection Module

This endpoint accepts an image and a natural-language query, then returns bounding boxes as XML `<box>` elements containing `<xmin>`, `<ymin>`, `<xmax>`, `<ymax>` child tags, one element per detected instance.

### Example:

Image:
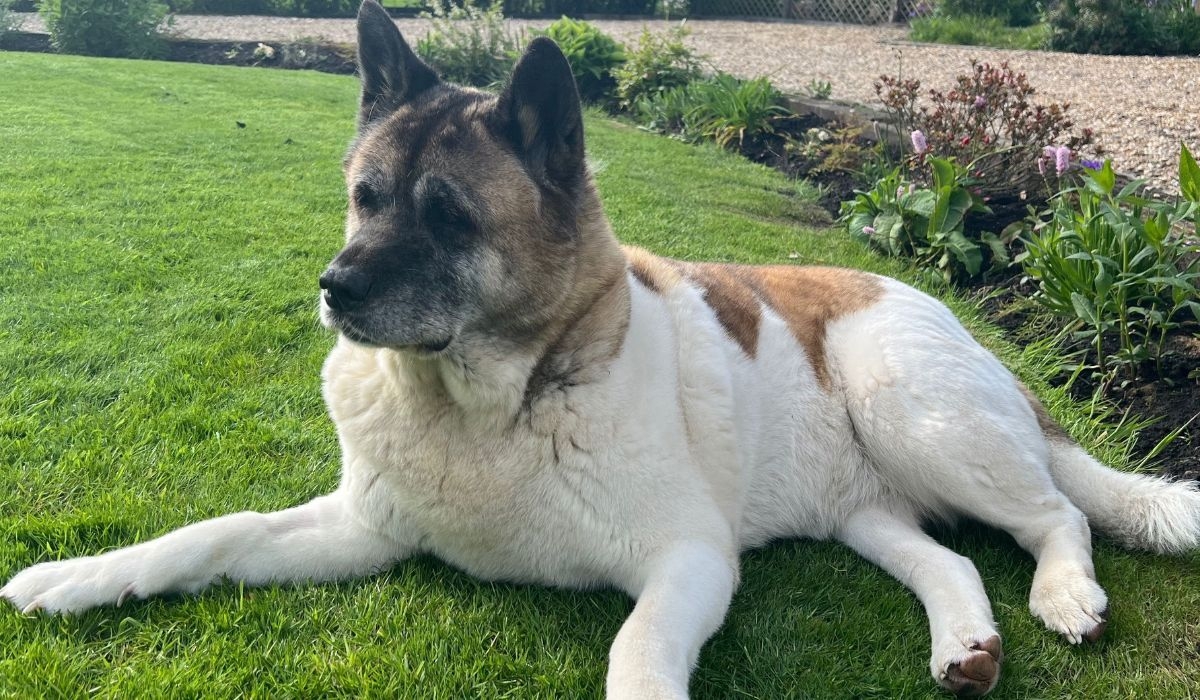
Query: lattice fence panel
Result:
<box><xmin>688</xmin><ymin>0</ymin><xmax>909</xmax><ymax>24</ymax></box>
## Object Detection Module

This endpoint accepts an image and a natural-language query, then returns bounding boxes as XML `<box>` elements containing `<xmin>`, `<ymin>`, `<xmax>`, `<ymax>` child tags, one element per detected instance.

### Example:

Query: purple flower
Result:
<box><xmin>863</xmin><ymin>226</ymin><xmax>876</xmax><ymax>236</ymax></box>
<box><xmin>1037</xmin><ymin>157</ymin><xmax>1046</xmax><ymax>176</ymax></box>
<box><xmin>1055</xmin><ymin>146</ymin><xmax>1071</xmax><ymax>176</ymax></box>
<box><xmin>973</xmin><ymin>95</ymin><xmax>986</xmax><ymax>110</ymax></box>
<box><xmin>1081</xmin><ymin>159</ymin><xmax>1103</xmax><ymax>170</ymax></box>
<box><xmin>911</xmin><ymin>130</ymin><xmax>928</xmax><ymax>154</ymax></box>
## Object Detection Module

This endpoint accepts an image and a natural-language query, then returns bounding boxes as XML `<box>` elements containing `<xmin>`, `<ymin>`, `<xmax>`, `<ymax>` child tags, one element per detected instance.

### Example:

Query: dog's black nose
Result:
<box><xmin>319</xmin><ymin>266</ymin><xmax>371</xmax><ymax>311</ymax></box>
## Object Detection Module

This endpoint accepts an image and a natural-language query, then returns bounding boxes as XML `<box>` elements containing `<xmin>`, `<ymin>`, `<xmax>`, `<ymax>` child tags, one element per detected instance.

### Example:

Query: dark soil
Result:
<box><xmin>738</xmin><ymin>114</ymin><xmax>872</xmax><ymax>217</ymax></box>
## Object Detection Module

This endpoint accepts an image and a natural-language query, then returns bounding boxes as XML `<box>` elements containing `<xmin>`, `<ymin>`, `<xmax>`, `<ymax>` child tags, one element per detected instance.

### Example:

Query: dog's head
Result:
<box><xmin>319</xmin><ymin>0</ymin><xmax>603</xmax><ymax>356</ymax></box>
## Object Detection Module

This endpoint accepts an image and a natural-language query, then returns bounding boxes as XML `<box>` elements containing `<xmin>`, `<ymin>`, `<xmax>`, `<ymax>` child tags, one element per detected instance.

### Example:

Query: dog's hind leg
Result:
<box><xmin>963</xmin><ymin>481</ymin><xmax>1109</xmax><ymax>644</ymax></box>
<box><xmin>837</xmin><ymin>507</ymin><xmax>1002</xmax><ymax>697</ymax></box>
<box><xmin>2</xmin><ymin>492</ymin><xmax>408</xmax><ymax>615</ymax></box>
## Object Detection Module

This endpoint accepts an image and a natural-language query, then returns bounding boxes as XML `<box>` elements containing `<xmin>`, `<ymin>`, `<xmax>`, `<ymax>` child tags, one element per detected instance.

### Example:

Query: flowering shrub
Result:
<box><xmin>841</xmin><ymin>155</ymin><xmax>1009</xmax><ymax>283</ymax></box>
<box><xmin>876</xmin><ymin>61</ymin><xmax>1096</xmax><ymax>228</ymax></box>
<box><xmin>1019</xmin><ymin>147</ymin><xmax>1200</xmax><ymax>390</ymax></box>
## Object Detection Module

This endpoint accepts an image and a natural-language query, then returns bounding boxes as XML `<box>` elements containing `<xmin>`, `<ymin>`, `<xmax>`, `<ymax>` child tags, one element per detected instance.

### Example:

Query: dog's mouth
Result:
<box><xmin>326</xmin><ymin>314</ymin><xmax>453</xmax><ymax>355</ymax></box>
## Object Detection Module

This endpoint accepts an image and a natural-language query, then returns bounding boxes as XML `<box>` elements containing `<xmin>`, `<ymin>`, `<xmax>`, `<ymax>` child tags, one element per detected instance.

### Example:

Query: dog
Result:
<box><xmin>5</xmin><ymin>1</ymin><xmax>1200</xmax><ymax>696</ymax></box>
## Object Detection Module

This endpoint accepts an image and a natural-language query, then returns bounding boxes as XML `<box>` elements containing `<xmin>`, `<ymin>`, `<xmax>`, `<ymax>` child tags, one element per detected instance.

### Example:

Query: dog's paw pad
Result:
<box><xmin>940</xmin><ymin>636</ymin><xmax>1002</xmax><ymax>697</ymax></box>
<box><xmin>1081</xmin><ymin>606</ymin><xmax>1108</xmax><ymax>643</ymax></box>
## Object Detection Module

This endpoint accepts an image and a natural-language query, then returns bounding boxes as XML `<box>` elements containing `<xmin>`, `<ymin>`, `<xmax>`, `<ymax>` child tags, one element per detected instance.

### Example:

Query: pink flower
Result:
<box><xmin>1037</xmin><ymin>157</ymin><xmax>1046</xmax><ymax>176</ymax></box>
<box><xmin>863</xmin><ymin>226</ymin><xmax>876</xmax><ymax>236</ymax></box>
<box><xmin>973</xmin><ymin>95</ymin><xmax>986</xmax><ymax>109</ymax></box>
<box><xmin>1055</xmin><ymin>146</ymin><xmax>1071</xmax><ymax>175</ymax></box>
<box><xmin>911</xmin><ymin>130</ymin><xmax>928</xmax><ymax>154</ymax></box>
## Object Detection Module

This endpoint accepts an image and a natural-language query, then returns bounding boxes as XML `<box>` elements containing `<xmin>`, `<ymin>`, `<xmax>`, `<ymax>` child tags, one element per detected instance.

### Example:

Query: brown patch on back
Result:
<box><xmin>623</xmin><ymin>245</ymin><xmax>682</xmax><ymax>295</ymax></box>
<box><xmin>686</xmin><ymin>264</ymin><xmax>762</xmax><ymax>359</ymax></box>
<box><xmin>1017</xmin><ymin>382</ymin><xmax>1072</xmax><ymax>443</ymax></box>
<box><xmin>745</xmin><ymin>266</ymin><xmax>883</xmax><ymax>390</ymax></box>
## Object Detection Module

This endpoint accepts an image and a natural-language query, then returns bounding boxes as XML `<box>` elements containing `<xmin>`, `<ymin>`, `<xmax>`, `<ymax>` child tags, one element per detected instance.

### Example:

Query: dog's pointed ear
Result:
<box><xmin>495</xmin><ymin>37</ymin><xmax>586</xmax><ymax>188</ymax></box>
<box><xmin>356</xmin><ymin>0</ymin><xmax>439</xmax><ymax>129</ymax></box>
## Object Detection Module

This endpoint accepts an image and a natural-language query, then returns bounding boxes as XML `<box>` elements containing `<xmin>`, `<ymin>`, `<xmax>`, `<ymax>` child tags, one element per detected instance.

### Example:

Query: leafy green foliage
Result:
<box><xmin>415</xmin><ymin>0</ymin><xmax>523</xmax><ymax>88</ymax></box>
<box><xmin>936</xmin><ymin>0</ymin><xmax>1041</xmax><ymax>26</ymax></box>
<box><xmin>38</xmin><ymin>0</ymin><xmax>169</xmax><ymax>58</ymax></box>
<box><xmin>0</xmin><ymin>0</ymin><xmax>16</xmax><ymax>40</ymax></box>
<box><xmin>534</xmin><ymin>17</ymin><xmax>625</xmax><ymax>104</ymax></box>
<box><xmin>909</xmin><ymin>14</ymin><xmax>1050</xmax><ymax>49</ymax></box>
<box><xmin>170</xmin><ymin>0</ymin><xmax>360</xmax><ymax>15</ymax></box>
<box><xmin>613</xmin><ymin>25</ymin><xmax>703</xmax><ymax>112</ymax></box>
<box><xmin>842</xmin><ymin>157</ymin><xmax>1007</xmax><ymax>284</ymax></box>
<box><xmin>636</xmin><ymin>73</ymin><xmax>786</xmax><ymax>150</ymax></box>
<box><xmin>804</xmin><ymin>79</ymin><xmax>833</xmax><ymax>100</ymax></box>
<box><xmin>1020</xmin><ymin>158</ymin><xmax>1200</xmax><ymax>390</ymax></box>
<box><xmin>1049</xmin><ymin>0</ymin><xmax>1200</xmax><ymax>56</ymax></box>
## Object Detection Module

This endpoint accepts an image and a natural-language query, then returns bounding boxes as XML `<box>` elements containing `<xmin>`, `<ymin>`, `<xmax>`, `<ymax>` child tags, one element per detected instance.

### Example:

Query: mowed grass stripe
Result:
<box><xmin>0</xmin><ymin>52</ymin><xmax>1197</xmax><ymax>698</ymax></box>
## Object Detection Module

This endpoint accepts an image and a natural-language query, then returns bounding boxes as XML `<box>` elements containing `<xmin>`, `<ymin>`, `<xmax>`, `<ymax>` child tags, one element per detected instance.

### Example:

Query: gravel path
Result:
<box><xmin>14</xmin><ymin>12</ymin><xmax>1199</xmax><ymax>193</ymax></box>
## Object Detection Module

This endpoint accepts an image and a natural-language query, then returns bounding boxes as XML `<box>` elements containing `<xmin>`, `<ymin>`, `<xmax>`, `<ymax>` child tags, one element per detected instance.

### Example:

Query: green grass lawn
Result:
<box><xmin>1</xmin><ymin>51</ymin><xmax>1198</xmax><ymax>698</ymax></box>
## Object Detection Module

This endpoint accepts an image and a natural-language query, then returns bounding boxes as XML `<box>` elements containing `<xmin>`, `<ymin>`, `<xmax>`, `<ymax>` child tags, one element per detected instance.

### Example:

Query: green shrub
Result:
<box><xmin>1019</xmin><ymin>151</ymin><xmax>1200</xmax><ymax>390</ymax></box>
<box><xmin>614</xmin><ymin>25</ymin><xmax>704</xmax><ymax>111</ymax></box>
<box><xmin>937</xmin><ymin>0</ymin><xmax>1040</xmax><ymax>26</ymax></box>
<box><xmin>39</xmin><ymin>0</ymin><xmax>168</xmax><ymax>58</ymax></box>
<box><xmin>842</xmin><ymin>157</ymin><xmax>1007</xmax><ymax>284</ymax></box>
<box><xmin>1049</xmin><ymin>0</ymin><xmax>1200</xmax><ymax>56</ymax></box>
<box><xmin>534</xmin><ymin>17</ymin><xmax>625</xmax><ymax>104</ymax></box>
<box><xmin>638</xmin><ymin>73</ymin><xmax>786</xmax><ymax>150</ymax></box>
<box><xmin>500</xmin><ymin>0</ymin><xmax>658</xmax><ymax>17</ymax></box>
<box><xmin>909</xmin><ymin>14</ymin><xmax>1049</xmax><ymax>49</ymax></box>
<box><xmin>0</xmin><ymin>0</ymin><xmax>16</xmax><ymax>41</ymax></box>
<box><xmin>415</xmin><ymin>0</ymin><xmax>523</xmax><ymax>88</ymax></box>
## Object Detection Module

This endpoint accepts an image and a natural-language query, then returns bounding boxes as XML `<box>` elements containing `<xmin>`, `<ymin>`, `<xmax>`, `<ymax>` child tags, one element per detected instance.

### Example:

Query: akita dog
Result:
<box><xmin>5</xmin><ymin>1</ymin><xmax>1200</xmax><ymax>696</ymax></box>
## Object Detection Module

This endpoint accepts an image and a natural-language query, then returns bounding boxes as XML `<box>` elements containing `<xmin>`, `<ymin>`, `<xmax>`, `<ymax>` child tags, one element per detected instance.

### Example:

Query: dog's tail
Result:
<box><xmin>1028</xmin><ymin>389</ymin><xmax>1200</xmax><ymax>554</ymax></box>
<box><xmin>1047</xmin><ymin>441</ymin><xmax>1200</xmax><ymax>553</ymax></box>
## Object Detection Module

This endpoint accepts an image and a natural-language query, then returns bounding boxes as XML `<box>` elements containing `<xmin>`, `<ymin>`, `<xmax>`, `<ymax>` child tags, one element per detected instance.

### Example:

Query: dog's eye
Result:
<box><xmin>352</xmin><ymin>182</ymin><xmax>380</xmax><ymax>210</ymax></box>
<box><xmin>424</xmin><ymin>194</ymin><xmax>473</xmax><ymax>231</ymax></box>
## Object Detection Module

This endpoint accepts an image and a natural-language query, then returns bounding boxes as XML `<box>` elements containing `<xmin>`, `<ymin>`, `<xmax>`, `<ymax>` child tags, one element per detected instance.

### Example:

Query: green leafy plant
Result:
<box><xmin>637</xmin><ymin>73</ymin><xmax>786</xmax><ymax>150</ymax></box>
<box><xmin>534</xmin><ymin>17</ymin><xmax>625</xmax><ymax>104</ymax></box>
<box><xmin>415</xmin><ymin>0</ymin><xmax>523</xmax><ymax>88</ymax></box>
<box><xmin>842</xmin><ymin>156</ymin><xmax>1006</xmax><ymax>283</ymax></box>
<box><xmin>613</xmin><ymin>24</ymin><xmax>703</xmax><ymax>112</ymax></box>
<box><xmin>937</xmin><ymin>0</ymin><xmax>1041</xmax><ymax>27</ymax></box>
<box><xmin>1049</xmin><ymin>0</ymin><xmax>1200</xmax><ymax>56</ymax></box>
<box><xmin>38</xmin><ymin>0</ymin><xmax>169</xmax><ymax>58</ymax></box>
<box><xmin>909</xmin><ymin>14</ymin><xmax>1050</xmax><ymax>49</ymax></box>
<box><xmin>1019</xmin><ymin>152</ymin><xmax>1200</xmax><ymax>391</ymax></box>
<box><xmin>804</xmin><ymin>78</ymin><xmax>833</xmax><ymax>100</ymax></box>
<box><xmin>1</xmin><ymin>0</ymin><xmax>17</xmax><ymax>41</ymax></box>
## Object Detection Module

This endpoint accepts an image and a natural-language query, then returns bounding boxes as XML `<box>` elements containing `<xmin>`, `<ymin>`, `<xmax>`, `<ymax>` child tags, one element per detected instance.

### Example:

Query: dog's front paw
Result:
<box><xmin>933</xmin><ymin>634</ymin><xmax>1002</xmax><ymax>697</ymax></box>
<box><xmin>2</xmin><ymin>557</ymin><xmax>139</xmax><ymax>615</ymax></box>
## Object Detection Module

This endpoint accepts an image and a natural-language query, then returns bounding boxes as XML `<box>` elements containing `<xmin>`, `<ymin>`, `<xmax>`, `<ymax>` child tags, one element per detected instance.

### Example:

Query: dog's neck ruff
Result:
<box><xmin>363</xmin><ymin>266</ymin><xmax>630</xmax><ymax>428</ymax></box>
